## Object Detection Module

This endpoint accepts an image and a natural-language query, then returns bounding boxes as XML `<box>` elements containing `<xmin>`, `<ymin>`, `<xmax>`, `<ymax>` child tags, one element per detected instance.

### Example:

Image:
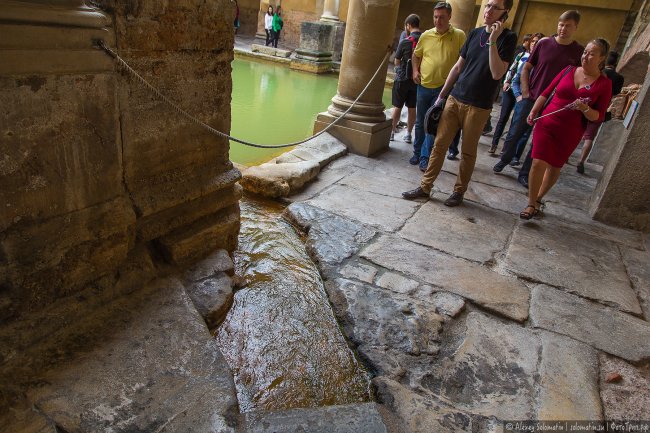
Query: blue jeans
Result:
<box><xmin>500</xmin><ymin>98</ymin><xmax>534</xmax><ymax>164</ymax></box>
<box><xmin>514</xmin><ymin>127</ymin><xmax>531</xmax><ymax>160</ymax></box>
<box><xmin>413</xmin><ymin>84</ymin><xmax>442</xmax><ymax>159</ymax></box>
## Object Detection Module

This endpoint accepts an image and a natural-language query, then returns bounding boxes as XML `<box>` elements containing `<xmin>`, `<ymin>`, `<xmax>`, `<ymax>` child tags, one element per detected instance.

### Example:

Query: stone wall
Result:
<box><xmin>619</xmin><ymin>0</ymin><xmax>650</xmax><ymax>85</ymax></box>
<box><xmin>0</xmin><ymin>0</ymin><xmax>240</xmax><ymax>403</ymax></box>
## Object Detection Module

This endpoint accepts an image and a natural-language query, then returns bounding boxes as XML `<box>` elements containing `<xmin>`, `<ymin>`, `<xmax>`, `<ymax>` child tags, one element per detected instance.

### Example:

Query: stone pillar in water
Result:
<box><xmin>319</xmin><ymin>0</ymin><xmax>345</xmax><ymax>63</ymax></box>
<box><xmin>291</xmin><ymin>22</ymin><xmax>334</xmax><ymax>74</ymax></box>
<box><xmin>313</xmin><ymin>0</ymin><xmax>399</xmax><ymax>156</ymax></box>
<box><xmin>320</xmin><ymin>0</ymin><xmax>340</xmax><ymax>22</ymax></box>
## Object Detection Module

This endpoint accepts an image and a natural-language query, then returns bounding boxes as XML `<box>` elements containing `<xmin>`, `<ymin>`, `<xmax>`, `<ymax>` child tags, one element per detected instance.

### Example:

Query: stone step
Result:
<box><xmin>251</xmin><ymin>43</ymin><xmax>292</xmax><ymax>58</ymax></box>
<box><xmin>242</xmin><ymin>403</ymin><xmax>388</xmax><ymax>433</ymax></box>
<box><xmin>22</xmin><ymin>278</ymin><xmax>240</xmax><ymax>433</ymax></box>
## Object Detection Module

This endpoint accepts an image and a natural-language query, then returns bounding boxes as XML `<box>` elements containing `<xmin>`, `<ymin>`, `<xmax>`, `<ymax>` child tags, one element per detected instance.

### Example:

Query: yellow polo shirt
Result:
<box><xmin>414</xmin><ymin>25</ymin><xmax>466</xmax><ymax>89</ymax></box>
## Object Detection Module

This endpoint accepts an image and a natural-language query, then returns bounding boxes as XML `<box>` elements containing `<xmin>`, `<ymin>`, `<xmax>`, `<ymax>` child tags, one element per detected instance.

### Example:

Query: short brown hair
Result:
<box><xmin>405</xmin><ymin>14</ymin><xmax>420</xmax><ymax>28</ymax></box>
<box><xmin>503</xmin><ymin>0</ymin><xmax>513</xmax><ymax>9</ymax></box>
<box><xmin>434</xmin><ymin>2</ymin><xmax>452</xmax><ymax>13</ymax></box>
<box><xmin>559</xmin><ymin>10</ymin><xmax>581</xmax><ymax>24</ymax></box>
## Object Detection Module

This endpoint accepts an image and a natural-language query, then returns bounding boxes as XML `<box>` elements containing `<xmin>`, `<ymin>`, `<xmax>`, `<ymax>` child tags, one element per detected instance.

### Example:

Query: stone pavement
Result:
<box><xmin>282</xmin><ymin>126</ymin><xmax>650</xmax><ymax>430</ymax></box>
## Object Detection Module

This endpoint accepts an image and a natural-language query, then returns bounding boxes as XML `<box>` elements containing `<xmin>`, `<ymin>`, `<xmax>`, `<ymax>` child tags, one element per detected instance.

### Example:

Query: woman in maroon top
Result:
<box><xmin>520</xmin><ymin>38</ymin><xmax>612</xmax><ymax>219</ymax></box>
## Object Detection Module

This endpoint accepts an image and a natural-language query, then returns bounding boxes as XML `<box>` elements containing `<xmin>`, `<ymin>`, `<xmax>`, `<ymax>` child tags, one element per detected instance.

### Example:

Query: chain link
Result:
<box><xmin>98</xmin><ymin>41</ymin><xmax>390</xmax><ymax>149</ymax></box>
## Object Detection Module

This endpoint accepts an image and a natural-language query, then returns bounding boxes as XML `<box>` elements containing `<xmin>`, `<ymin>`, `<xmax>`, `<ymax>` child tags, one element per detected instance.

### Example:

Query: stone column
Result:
<box><xmin>320</xmin><ymin>0</ymin><xmax>340</xmax><ymax>22</ymax></box>
<box><xmin>590</xmin><ymin>73</ymin><xmax>650</xmax><ymax>232</ymax></box>
<box><xmin>447</xmin><ymin>0</ymin><xmax>476</xmax><ymax>35</ymax></box>
<box><xmin>313</xmin><ymin>0</ymin><xmax>399</xmax><ymax>156</ymax></box>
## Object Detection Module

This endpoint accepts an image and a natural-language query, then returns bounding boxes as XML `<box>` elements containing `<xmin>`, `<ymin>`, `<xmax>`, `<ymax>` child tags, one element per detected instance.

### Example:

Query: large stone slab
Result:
<box><xmin>284</xmin><ymin>202</ymin><xmax>376</xmax><ymax>266</ymax></box>
<box><xmin>361</xmin><ymin>235</ymin><xmax>529</xmax><ymax>321</ymax></box>
<box><xmin>25</xmin><ymin>278</ymin><xmax>239</xmax><ymax>433</ymax></box>
<box><xmin>275</xmin><ymin>133</ymin><xmax>347</xmax><ymax>168</ymax></box>
<box><xmin>374</xmin><ymin>378</ymin><xmax>500</xmax><ymax>433</ymax></box>
<box><xmin>505</xmin><ymin>222</ymin><xmax>641</xmax><ymax>315</ymax></box>
<box><xmin>240</xmin><ymin>160</ymin><xmax>321</xmax><ymax>198</ymax></box>
<box><xmin>621</xmin><ymin>246</ymin><xmax>650</xmax><ymax>319</ymax></box>
<box><xmin>530</xmin><ymin>285</ymin><xmax>650</xmax><ymax>362</ymax></box>
<box><xmin>243</xmin><ymin>403</ymin><xmax>387</xmax><ymax>433</ymax></box>
<box><xmin>338</xmin><ymin>167</ymin><xmax>425</xmax><ymax>199</ymax></box>
<box><xmin>537</xmin><ymin>331</ymin><xmax>602</xmax><ymax>420</ymax></box>
<box><xmin>599</xmin><ymin>353</ymin><xmax>650</xmax><ymax>420</ymax></box>
<box><xmin>399</xmin><ymin>201</ymin><xmax>516</xmax><ymax>264</ymax></box>
<box><xmin>306</xmin><ymin>185</ymin><xmax>420</xmax><ymax>232</ymax></box>
<box><xmin>420</xmin><ymin>312</ymin><xmax>539</xmax><ymax>420</ymax></box>
<box><xmin>325</xmin><ymin>278</ymin><xmax>444</xmax><ymax>360</ymax></box>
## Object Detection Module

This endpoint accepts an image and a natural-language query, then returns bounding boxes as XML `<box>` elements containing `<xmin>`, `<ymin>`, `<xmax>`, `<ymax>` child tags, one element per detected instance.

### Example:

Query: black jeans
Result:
<box><xmin>272</xmin><ymin>30</ymin><xmax>281</xmax><ymax>48</ymax></box>
<box><xmin>492</xmin><ymin>89</ymin><xmax>516</xmax><ymax>146</ymax></box>
<box><xmin>265</xmin><ymin>29</ymin><xmax>272</xmax><ymax>46</ymax></box>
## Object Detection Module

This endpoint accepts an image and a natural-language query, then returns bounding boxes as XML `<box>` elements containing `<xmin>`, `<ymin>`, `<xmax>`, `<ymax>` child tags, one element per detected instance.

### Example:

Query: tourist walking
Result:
<box><xmin>390</xmin><ymin>14</ymin><xmax>422</xmax><ymax>144</ymax></box>
<box><xmin>576</xmin><ymin>50</ymin><xmax>625</xmax><ymax>174</ymax></box>
<box><xmin>493</xmin><ymin>10</ymin><xmax>584</xmax><ymax>188</ymax></box>
<box><xmin>234</xmin><ymin>0</ymin><xmax>240</xmax><ymax>34</ymax></box>
<box><xmin>264</xmin><ymin>5</ymin><xmax>274</xmax><ymax>46</ymax></box>
<box><xmin>520</xmin><ymin>39</ymin><xmax>612</xmax><ymax>219</ymax></box>
<box><xmin>490</xmin><ymin>32</ymin><xmax>544</xmax><ymax>160</ymax></box>
<box><xmin>271</xmin><ymin>6</ymin><xmax>283</xmax><ymax>48</ymax></box>
<box><xmin>402</xmin><ymin>0</ymin><xmax>517</xmax><ymax>206</ymax></box>
<box><xmin>410</xmin><ymin>1</ymin><xmax>466</xmax><ymax>171</ymax></box>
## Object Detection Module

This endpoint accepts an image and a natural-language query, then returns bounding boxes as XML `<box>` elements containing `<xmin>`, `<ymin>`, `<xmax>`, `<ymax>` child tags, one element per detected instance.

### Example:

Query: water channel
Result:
<box><xmin>217</xmin><ymin>58</ymin><xmax>393</xmax><ymax>412</ymax></box>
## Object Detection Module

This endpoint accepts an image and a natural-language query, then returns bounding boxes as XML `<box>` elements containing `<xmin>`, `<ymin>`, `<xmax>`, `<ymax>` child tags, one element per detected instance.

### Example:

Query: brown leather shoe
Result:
<box><xmin>444</xmin><ymin>192</ymin><xmax>464</xmax><ymax>207</ymax></box>
<box><xmin>402</xmin><ymin>187</ymin><xmax>430</xmax><ymax>200</ymax></box>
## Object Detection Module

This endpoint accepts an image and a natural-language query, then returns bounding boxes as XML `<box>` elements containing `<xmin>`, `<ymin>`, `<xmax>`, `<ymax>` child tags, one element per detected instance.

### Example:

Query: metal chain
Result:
<box><xmin>98</xmin><ymin>41</ymin><xmax>391</xmax><ymax>149</ymax></box>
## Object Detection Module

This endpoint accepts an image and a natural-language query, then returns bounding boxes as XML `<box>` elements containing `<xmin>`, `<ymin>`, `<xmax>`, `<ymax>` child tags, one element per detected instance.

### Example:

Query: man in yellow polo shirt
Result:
<box><xmin>410</xmin><ymin>1</ymin><xmax>466</xmax><ymax>170</ymax></box>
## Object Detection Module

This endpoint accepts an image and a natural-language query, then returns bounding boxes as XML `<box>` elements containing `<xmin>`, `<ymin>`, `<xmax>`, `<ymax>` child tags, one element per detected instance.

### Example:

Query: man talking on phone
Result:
<box><xmin>403</xmin><ymin>0</ymin><xmax>517</xmax><ymax>206</ymax></box>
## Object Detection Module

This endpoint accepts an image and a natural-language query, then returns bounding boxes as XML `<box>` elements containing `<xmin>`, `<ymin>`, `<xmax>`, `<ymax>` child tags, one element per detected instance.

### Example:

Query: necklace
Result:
<box><xmin>479</xmin><ymin>29</ymin><xmax>489</xmax><ymax>47</ymax></box>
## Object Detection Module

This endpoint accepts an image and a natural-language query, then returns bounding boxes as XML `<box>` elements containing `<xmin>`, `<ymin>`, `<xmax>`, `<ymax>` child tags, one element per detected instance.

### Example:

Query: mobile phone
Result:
<box><xmin>499</xmin><ymin>11</ymin><xmax>509</xmax><ymax>23</ymax></box>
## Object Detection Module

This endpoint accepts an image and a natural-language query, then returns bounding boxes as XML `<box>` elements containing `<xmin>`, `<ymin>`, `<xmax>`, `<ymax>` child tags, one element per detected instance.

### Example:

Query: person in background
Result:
<box><xmin>234</xmin><ymin>0</ymin><xmax>240</xmax><ymax>34</ymax></box>
<box><xmin>489</xmin><ymin>33</ymin><xmax>543</xmax><ymax>156</ymax></box>
<box><xmin>402</xmin><ymin>0</ymin><xmax>517</xmax><ymax>206</ymax></box>
<box><xmin>493</xmin><ymin>10</ymin><xmax>584</xmax><ymax>189</ymax></box>
<box><xmin>271</xmin><ymin>6</ymin><xmax>283</xmax><ymax>48</ymax></box>
<box><xmin>514</xmin><ymin>33</ymin><xmax>532</xmax><ymax>59</ymax></box>
<box><xmin>410</xmin><ymin>1</ymin><xmax>466</xmax><ymax>171</ymax></box>
<box><xmin>576</xmin><ymin>50</ymin><xmax>625</xmax><ymax>174</ymax></box>
<box><xmin>520</xmin><ymin>39</ymin><xmax>612</xmax><ymax>219</ymax></box>
<box><xmin>390</xmin><ymin>14</ymin><xmax>422</xmax><ymax>144</ymax></box>
<box><xmin>264</xmin><ymin>5</ymin><xmax>274</xmax><ymax>46</ymax></box>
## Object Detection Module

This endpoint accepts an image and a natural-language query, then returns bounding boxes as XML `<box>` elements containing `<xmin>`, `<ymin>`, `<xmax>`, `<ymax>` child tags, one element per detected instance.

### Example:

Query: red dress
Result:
<box><xmin>531</xmin><ymin>67</ymin><xmax>612</xmax><ymax>167</ymax></box>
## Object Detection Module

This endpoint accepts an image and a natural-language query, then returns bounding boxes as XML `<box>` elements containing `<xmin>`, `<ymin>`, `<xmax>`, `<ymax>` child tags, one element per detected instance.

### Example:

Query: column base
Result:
<box><xmin>313</xmin><ymin>112</ymin><xmax>391</xmax><ymax>157</ymax></box>
<box><xmin>290</xmin><ymin>58</ymin><xmax>333</xmax><ymax>73</ymax></box>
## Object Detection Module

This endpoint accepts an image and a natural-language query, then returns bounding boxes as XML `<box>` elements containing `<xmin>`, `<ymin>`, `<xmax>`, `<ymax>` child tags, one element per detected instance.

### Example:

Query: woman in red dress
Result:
<box><xmin>519</xmin><ymin>39</ymin><xmax>612</xmax><ymax>219</ymax></box>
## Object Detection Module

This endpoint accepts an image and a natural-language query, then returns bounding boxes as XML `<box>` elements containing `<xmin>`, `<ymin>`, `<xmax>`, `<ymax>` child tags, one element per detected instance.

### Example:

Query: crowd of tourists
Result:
<box><xmin>392</xmin><ymin>1</ymin><xmax>623</xmax><ymax>219</ymax></box>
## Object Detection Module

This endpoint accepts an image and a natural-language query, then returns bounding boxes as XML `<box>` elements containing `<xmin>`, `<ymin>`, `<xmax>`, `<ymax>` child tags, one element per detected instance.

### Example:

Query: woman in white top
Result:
<box><xmin>264</xmin><ymin>5</ymin><xmax>274</xmax><ymax>46</ymax></box>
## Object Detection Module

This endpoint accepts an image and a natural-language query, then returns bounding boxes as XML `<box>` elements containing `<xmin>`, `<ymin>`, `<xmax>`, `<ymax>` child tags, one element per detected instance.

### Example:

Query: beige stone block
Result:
<box><xmin>314</xmin><ymin>112</ymin><xmax>391</xmax><ymax>157</ymax></box>
<box><xmin>290</xmin><ymin>58</ymin><xmax>333</xmax><ymax>74</ymax></box>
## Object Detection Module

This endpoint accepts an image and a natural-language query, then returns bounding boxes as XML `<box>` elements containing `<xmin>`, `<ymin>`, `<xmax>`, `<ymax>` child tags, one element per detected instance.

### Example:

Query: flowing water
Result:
<box><xmin>230</xmin><ymin>58</ymin><xmax>392</xmax><ymax>166</ymax></box>
<box><xmin>215</xmin><ymin>198</ymin><xmax>370</xmax><ymax>412</ymax></box>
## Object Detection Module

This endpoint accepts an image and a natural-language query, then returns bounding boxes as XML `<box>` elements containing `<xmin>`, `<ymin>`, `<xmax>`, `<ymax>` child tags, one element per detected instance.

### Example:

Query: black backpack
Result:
<box><xmin>402</xmin><ymin>35</ymin><xmax>419</xmax><ymax>80</ymax></box>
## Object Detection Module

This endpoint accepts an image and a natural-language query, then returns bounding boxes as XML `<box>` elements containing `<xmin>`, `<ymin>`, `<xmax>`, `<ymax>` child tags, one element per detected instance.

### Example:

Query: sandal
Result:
<box><xmin>520</xmin><ymin>205</ymin><xmax>538</xmax><ymax>220</ymax></box>
<box><xmin>535</xmin><ymin>199</ymin><xmax>545</xmax><ymax>218</ymax></box>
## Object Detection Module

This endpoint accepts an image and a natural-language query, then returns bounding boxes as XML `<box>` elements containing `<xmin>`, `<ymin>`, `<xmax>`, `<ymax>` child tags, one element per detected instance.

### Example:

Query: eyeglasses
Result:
<box><xmin>485</xmin><ymin>3</ymin><xmax>506</xmax><ymax>11</ymax></box>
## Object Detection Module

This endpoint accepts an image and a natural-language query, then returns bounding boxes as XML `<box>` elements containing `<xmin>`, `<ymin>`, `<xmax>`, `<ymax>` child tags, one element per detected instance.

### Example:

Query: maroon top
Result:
<box><xmin>526</xmin><ymin>37</ymin><xmax>584</xmax><ymax>100</ymax></box>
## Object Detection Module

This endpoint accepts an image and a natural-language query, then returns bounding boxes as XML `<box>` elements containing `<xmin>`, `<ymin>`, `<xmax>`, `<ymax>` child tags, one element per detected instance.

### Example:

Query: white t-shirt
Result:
<box><xmin>264</xmin><ymin>14</ymin><xmax>273</xmax><ymax>30</ymax></box>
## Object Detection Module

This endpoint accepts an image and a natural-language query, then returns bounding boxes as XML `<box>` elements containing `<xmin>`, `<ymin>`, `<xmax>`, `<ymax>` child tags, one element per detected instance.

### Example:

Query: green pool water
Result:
<box><xmin>230</xmin><ymin>58</ymin><xmax>392</xmax><ymax>166</ymax></box>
